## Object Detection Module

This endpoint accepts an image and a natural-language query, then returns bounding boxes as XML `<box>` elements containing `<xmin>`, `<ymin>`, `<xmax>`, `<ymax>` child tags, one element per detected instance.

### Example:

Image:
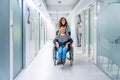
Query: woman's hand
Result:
<box><xmin>55</xmin><ymin>42</ymin><xmax>59</xmax><ymax>48</ymax></box>
<box><xmin>66</xmin><ymin>42</ymin><xmax>70</xmax><ymax>48</ymax></box>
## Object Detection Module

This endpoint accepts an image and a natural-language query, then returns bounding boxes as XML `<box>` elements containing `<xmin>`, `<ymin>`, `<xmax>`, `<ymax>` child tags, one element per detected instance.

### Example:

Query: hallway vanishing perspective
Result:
<box><xmin>0</xmin><ymin>0</ymin><xmax>120</xmax><ymax>80</ymax></box>
<box><xmin>16</xmin><ymin>41</ymin><xmax>111</xmax><ymax>80</ymax></box>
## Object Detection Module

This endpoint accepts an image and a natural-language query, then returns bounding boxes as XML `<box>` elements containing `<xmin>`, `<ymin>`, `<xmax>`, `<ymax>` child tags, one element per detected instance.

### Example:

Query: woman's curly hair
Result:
<box><xmin>58</xmin><ymin>17</ymin><xmax>68</xmax><ymax>28</ymax></box>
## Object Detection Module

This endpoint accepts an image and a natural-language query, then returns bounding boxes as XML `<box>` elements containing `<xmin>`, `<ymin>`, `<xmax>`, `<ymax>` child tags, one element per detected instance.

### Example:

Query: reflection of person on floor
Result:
<box><xmin>53</xmin><ymin>26</ymin><xmax>73</xmax><ymax>65</ymax></box>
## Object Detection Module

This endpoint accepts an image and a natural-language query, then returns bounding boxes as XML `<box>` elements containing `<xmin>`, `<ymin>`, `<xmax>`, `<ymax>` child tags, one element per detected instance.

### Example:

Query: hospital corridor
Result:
<box><xmin>0</xmin><ymin>0</ymin><xmax>120</xmax><ymax>80</ymax></box>
<box><xmin>15</xmin><ymin>41</ymin><xmax>111</xmax><ymax>80</ymax></box>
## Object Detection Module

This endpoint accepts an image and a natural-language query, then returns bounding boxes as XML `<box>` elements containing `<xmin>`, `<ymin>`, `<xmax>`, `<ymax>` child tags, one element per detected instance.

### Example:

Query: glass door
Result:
<box><xmin>83</xmin><ymin>10</ymin><xmax>90</xmax><ymax>56</ymax></box>
<box><xmin>89</xmin><ymin>6</ymin><xmax>95</xmax><ymax>60</ymax></box>
<box><xmin>38</xmin><ymin>13</ymin><xmax>41</xmax><ymax>49</ymax></box>
<box><xmin>12</xmin><ymin>0</ymin><xmax>23</xmax><ymax>78</ymax></box>
<box><xmin>97</xmin><ymin>0</ymin><xmax>120</xmax><ymax>80</ymax></box>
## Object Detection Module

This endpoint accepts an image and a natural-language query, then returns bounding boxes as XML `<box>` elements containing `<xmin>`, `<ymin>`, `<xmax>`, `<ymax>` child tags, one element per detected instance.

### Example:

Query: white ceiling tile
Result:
<box><xmin>43</xmin><ymin>0</ymin><xmax>80</xmax><ymax>23</ymax></box>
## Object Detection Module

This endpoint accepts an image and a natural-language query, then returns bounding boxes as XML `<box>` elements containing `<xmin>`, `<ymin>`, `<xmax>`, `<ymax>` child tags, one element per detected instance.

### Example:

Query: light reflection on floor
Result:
<box><xmin>16</xmin><ymin>41</ymin><xmax>111</xmax><ymax>80</ymax></box>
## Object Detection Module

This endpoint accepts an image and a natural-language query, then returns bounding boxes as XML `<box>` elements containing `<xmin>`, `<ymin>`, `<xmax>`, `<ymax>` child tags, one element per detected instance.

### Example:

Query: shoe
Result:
<box><xmin>62</xmin><ymin>59</ymin><xmax>66</xmax><ymax>65</ymax></box>
<box><xmin>57</xmin><ymin>60</ymin><xmax>61</xmax><ymax>65</ymax></box>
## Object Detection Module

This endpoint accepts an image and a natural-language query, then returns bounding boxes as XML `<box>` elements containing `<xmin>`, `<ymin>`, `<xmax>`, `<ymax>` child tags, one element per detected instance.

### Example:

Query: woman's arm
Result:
<box><xmin>68</xmin><ymin>36</ymin><xmax>73</xmax><ymax>44</ymax></box>
<box><xmin>68</xmin><ymin>32</ymin><xmax>71</xmax><ymax>36</ymax></box>
<box><xmin>65</xmin><ymin>36</ymin><xmax>73</xmax><ymax>48</ymax></box>
<box><xmin>56</xmin><ymin>30</ymin><xmax>59</xmax><ymax>35</ymax></box>
<box><xmin>67</xmin><ymin>27</ymin><xmax>71</xmax><ymax>36</ymax></box>
<box><xmin>53</xmin><ymin>36</ymin><xmax>59</xmax><ymax>48</ymax></box>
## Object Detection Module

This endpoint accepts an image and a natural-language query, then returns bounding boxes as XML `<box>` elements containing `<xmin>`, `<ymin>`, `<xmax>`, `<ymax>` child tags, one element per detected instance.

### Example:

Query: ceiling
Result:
<box><xmin>44</xmin><ymin>0</ymin><xmax>80</xmax><ymax>23</ymax></box>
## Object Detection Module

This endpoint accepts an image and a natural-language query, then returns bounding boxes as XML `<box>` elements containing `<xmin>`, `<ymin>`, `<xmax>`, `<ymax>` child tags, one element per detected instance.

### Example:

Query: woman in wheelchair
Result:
<box><xmin>53</xmin><ymin>26</ymin><xmax>73</xmax><ymax>65</ymax></box>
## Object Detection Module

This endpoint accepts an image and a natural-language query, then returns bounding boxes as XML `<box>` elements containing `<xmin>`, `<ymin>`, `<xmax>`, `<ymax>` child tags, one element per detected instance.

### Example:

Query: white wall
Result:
<box><xmin>23</xmin><ymin>0</ymin><xmax>54</xmax><ymax>67</ymax></box>
<box><xmin>33</xmin><ymin>0</ymin><xmax>56</xmax><ymax>40</ymax></box>
<box><xmin>67</xmin><ymin>0</ymin><xmax>96</xmax><ymax>47</ymax></box>
<box><xmin>46</xmin><ymin>22</ymin><xmax>56</xmax><ymax>40</ymax></box>
<box><xmin>23</xmin><ymin>2</ymin><xmax>37</xmax><ymax>67</ymax></box>
<box><xmin>67</xmin><ymin>16</ymin><xmax>77</xmax><ymax>47</ymax></box>
<box><xmin>72</xmin><ymin>0</ymin><xmax>95</xmax><ymax>14</ymax></box>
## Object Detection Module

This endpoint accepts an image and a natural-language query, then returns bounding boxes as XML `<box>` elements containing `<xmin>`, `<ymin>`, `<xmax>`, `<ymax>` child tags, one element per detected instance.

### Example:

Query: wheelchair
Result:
<box><xmin>53</xmin><ymin>44</ymin><xmax>73</xmax><ymax>66</ymax></box>
<box><xmin>53</xmin><ymin>30</ymin><xmax>73</xmax><ymax>66</ymax></box>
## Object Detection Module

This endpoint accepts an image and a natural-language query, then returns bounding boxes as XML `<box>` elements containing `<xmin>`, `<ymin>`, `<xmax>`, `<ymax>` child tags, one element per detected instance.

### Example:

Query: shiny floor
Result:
<box><xmin>16</xmin><ymin>41</ymin><xmax>111</xmax><ymax>80</ymax></box>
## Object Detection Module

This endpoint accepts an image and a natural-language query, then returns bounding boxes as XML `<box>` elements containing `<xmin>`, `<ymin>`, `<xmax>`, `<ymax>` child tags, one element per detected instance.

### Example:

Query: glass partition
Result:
<box><xmin>83</xmin><ymin>10</ymin><xmax>89</xmax><ymax>56</ymax></box>
<box><xmin>13</xmin><ymin>0</ymin><xmax>23</xmax><ymax>78</ymax></box>
<box><xmin>34</xmin><ymin>11</ymin><xmax>40</xmax><ymax>55</ymax></box>
<box><xmin>97</xmin><ymin>0</ymin><xmax>120</xmax><ymax>80</ymax></box>
<box><xmin>89</xmin><ymin>6</ymin><xmax>95</xmax><ymax>60</ymax></box>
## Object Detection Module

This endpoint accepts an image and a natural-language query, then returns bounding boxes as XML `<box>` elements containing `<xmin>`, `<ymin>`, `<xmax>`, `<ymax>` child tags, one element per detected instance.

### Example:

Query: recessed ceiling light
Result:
<box><xmin>58</xmin><ymin>1</ymin><xmax>62</xmax><ymax>3</ymax></box>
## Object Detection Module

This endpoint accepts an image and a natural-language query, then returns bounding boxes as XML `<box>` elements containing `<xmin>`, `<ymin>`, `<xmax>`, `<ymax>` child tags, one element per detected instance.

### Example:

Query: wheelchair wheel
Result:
<box><xmin>53</xmin><ymin>48</ymin><xmax>57</xmax><ymax>65</ymax></box>
<box><xmin>70</xmin><ymin>60</ymin><xmax>73</xmax><ymax>66</ymax></box>
<box><xmin>54</xmin><ymin>59</ymin><xmax>56</xmax><ymax>65</ymax></box>
<box><xmin>70</xmin><ymin>53</ymin><xmax>73</xmax><ymax>66</ymax></box>
<box><xmin>69</xmin><ymin>47</ymin><xmax>73</xmax><ymax>66</ymax></box>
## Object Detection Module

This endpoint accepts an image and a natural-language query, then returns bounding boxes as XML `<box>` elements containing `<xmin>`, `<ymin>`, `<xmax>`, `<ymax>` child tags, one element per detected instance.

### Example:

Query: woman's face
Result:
<box><xmin>60</xmin><ymin>27</ymin><xmax>66</xmax><ymax>34</ymax></box>
<box><xmin>61</xmin><ymin>19</ymin><xmax>66</xmax><ymax>25</ymax></box>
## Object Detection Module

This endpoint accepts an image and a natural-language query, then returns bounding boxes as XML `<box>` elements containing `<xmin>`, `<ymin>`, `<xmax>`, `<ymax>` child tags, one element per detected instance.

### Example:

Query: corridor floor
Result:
<box><xmin>16</xmin><ymin>41</ymin><xmax>111</xmax><ymax>80</ymax></box>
